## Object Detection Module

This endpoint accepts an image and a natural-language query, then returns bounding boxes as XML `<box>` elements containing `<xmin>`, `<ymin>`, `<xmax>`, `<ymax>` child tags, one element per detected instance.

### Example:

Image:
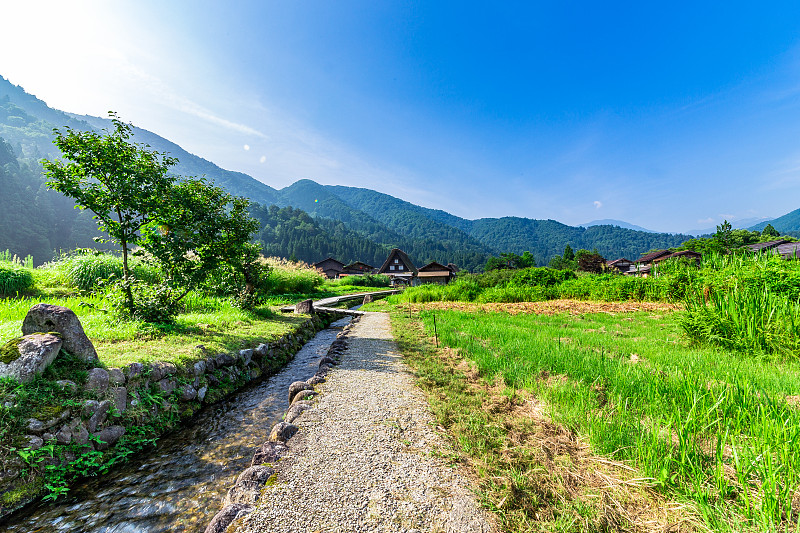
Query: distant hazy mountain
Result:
<box><xmin>748</xmin><ymin>210</ymin><xmax>800</xmax><ymax>234</ymax></box>
<box><xmin>0</xmin><ymin>75</ymin><xmax>705</xmax><ymax>268</ymax></box>
<box><xmin>580</xmin><ymin>219</ymin><xmax>656</xmax><ymax>233</ymax></box>
<box><xmin>687</xmin><ymin>216</ymin><xmax>774</xmax><ymax>236</ymax></box>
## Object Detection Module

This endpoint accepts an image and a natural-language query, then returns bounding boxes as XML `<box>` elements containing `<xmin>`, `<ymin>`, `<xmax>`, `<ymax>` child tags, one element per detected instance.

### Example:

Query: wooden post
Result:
<box><xmin>433</xmin><ymin>313</ymin><xmax>438</xmax><ymax>348</ymax></box>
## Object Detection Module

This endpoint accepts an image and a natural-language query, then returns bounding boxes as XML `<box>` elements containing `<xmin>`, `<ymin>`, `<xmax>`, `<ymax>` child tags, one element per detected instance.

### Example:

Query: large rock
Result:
<box><xmin>22</xmin><ymin>304</ymin><xmax>97</xmax><ymax>361</ymax></box>
<box><xmin>94</xmin><ymin>425</ymin><xmax>125</xmax><ymax>450</ymax></box>
<box><xmin>284</xmin><ymin>400</ymin><xmax>313</xmax><ymax>424</ymax></box>
<box><xmin>85</xmin><ymin>368</ymin><xmax>110</xmax><ymax>393</ymax></box>
<box><xmin>268</xmin><ymin>422</ymin><xmax>298</xmax><ymax>443</ymax></box>
<box><xmin>204</xmin><ymin>504</ymin><xmax>253</xmax><ymax>533</ymax></box>
<box><xmin>287</xmin><ymin>381</ymin><xmax>312</xmax><ymax>404</ymax></box>
<box><xmin>0</xmin><ymin>334</ymin><xmax>63</xmax><ymax>383</ymax></box>
<box><xmin>295</xmin><ymin>299</ymin><xmax>314</xmax><ymax>314</ymax></box>
<box><xmin>251</xmin><ymin>441</ymin><xmax>287</xmax><ymax>465</ymax></box>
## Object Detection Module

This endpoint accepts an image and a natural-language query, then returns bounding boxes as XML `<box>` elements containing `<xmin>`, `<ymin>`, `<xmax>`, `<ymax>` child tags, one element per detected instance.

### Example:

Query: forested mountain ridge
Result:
<box><xmin>3</xmin><ymin>75</ymin><xmax>798</xmax><ymax>270</ymax></box>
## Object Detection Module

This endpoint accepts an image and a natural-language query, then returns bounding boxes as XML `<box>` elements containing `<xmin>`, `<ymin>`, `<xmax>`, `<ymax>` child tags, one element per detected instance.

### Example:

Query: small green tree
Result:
<box><xmin>714</xmin><ymin>220</ymin><xmax>733</xmax><ymax>250</ymax></box>
<box><xmin>43</xmin><ymin>114</ymin><xmax>175</xmax><ymax>311</ymax></box>
<box><xmin>575</xmin><ymin>249</ymin><xmax>606</xmax><ymax>273</ymax></box>
<box><xmin>563</xmin><ymin>244</ymin><xmax>574</xmax><ymax>261</ymax></box>
<box><xmin>762</xmin><ymin>223</ymin><xmax>780</xmax><ymax>238</ymax></box>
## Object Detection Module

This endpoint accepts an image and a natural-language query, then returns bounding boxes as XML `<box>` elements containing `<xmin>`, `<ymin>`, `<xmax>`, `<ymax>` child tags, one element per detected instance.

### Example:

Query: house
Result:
<box><xmin>743</xmin><ymin>239</ymin><xmax>790</xmax><ymax>253</ymax></box>
<box><xmin>607</xmin><ymin>258</ymin><xmax>634</xmax><ymax>274</ymax></box>
<box><xmin>377</xmin><ymin>248</ymin><xmax>418</xmax><ymax>286</ymax></box>
<box><xmin>342</xmin><ymin>261</ymin><xmax>375</xmax><ymax>276</ymax></box>
<box><xmin>417</xmin><ymin>261</ymin><xmax>457</xmax><ymax>284</ymax></box>
<box><xmin>311</xmin><ymin>257</ymin><xmax>345</xmax><ymax>279</ymax></box>
<box><xmin>636</xmin><ymin>249</ymin><xmax>673</xmax><ymax>264</ymax></box>
<box><xmin>652</xmin><ymin>250</ymin><xmax>702</xmax><ymax>266</ymax></box>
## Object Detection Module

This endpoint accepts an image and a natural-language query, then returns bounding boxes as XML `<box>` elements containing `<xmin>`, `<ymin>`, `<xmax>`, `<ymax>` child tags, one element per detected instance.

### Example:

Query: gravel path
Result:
<box><xmin>234</xmin><ymin>312</ymin><xmax>492</xmax><ymax>533</ymax></box>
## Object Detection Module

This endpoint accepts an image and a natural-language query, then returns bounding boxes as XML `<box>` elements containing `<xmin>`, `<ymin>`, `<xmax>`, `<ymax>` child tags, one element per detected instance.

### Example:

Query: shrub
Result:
<box><xmin>331</xmin><ymin>274</ymin><xmax>391</xmax><ymax>288</ymax></box>
<box><xmin>0</xmin><ymin>264</ymin><xmax>34</xmax><ymax>296</ymax></box>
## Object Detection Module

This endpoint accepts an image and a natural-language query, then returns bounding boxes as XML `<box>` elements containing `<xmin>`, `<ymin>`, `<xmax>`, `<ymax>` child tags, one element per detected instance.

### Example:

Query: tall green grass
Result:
<box><xmin>0</xmin><ymin>251</ymin><xmax>35</xmax><ymax>296</ymax></box>
<box><xmin>419</xmin><ymin>309</ymin><xmax>800</xmax><ymax>531</ymax></box>
<box><xmin>47</xmin><ymin>251</ymin><xmax>161</xmax><ymax>291</ymax></box>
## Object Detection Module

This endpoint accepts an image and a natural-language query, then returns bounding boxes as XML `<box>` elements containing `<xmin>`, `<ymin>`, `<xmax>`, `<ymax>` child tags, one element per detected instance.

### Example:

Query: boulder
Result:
<box><xmin>157</xmin><ymin>379</ymin><xmax>177</xmax><ymax>394</ymax></box>
<box><xmin>55</xmin><ymin>425</ymin><xmax>72</xmax><ymax>445</ymax></box>
<box><xmin>291</xmin><ymin>390</ymin><xmax>317</xmax><ymax>405</ymax></box>
<box><xmin>193</xmin><ymin>360</ymin><xmax>207</xmax><ymax>377</ymax></box>
<box><xmin>0</xmin><ymin>334</ymin><xmax>63</xmax><ymax>383</ymax></box>
<box><xmin>124</xmin><ymin>362</ymin><xmax>145</xmax><ymax>381</ymax></box>
<box><xmin>111</xmin><ymin>387</ymin><xmax>127</xmax><ymax>415</ymax></box>
<box><xmin>363</xmin><ymin>294</ymin><xmax>374</xmax><ymax>304</ymax></box>
<box><xmin>284</xmin><ymin>400</ymin><xmax>313</xmax><ymax>424</ymax></box>
<box><xmin>307</xmin><ymin>374</ymin><xmax>326</xmax><ymax>386</ymax></box>
<box><xmin>94</xmin><ymin>425</ymin><xmax>125</xmax><ymax>450</ymax></box>
<box><xmin>251</xmin><ymin>441</ymin><xmax>287</xmax><ymax>465</ymax></box>
<box><xmin>238</xmin><ymin>349</ymin><xmax>254</xmax><ymax>366</ymax></box>
<box><xmin>197</xmin><ymin>386</ymin><xmax>208</xmax><ymax>402</ymax></box>
<box><xmin>254</xmin><ymin>343</ymin><xmax>269</xmax><ymax>358</ymax></box>
<box><xmin>223</xmin><ymin>481</ymin><xmax>263</xmax><ymax>506</ymax></box>
<box><xmin>23</xmin><ymin>435</ymin><xmax>43</xmax><ymax>450</ymax></box>
<box><xmin>236</xmin><ymin>465</ymin><xmax>274</xmax><ymax>485</ymax></box>
<box><xmin>295</xmin><ymin>299</ymin><xmax>314</xmax><ymax>314</ymax></box>
<box><xmin>287</xmin><ymin>381</ymin><xmax>312</xmax><ymax>404</ymax></box>
<box><xmin>149</xmin><ymin>361</ymin><xmax>177</xmax><ymax>382</ymax></box>
<box><xmin>21</xmin><ymin>303</ymin><xmax>97</xmax><ymax>361</ymax></box>
<box><xmin>88</xmin><ymin>400</ymin><xmax>111</xmax><ymax>433</ymax></box>
<box><xmin>107</xmin><ymin>368</ymin><xmax>125</xmax><ymax>385</ymax></box>
<box><xmin>85</xmin><ymin>368</ymin><xmax>110</xmax><ymax>393</ymax></box>
<box><xmin>268</xmin><ymin>422</ymin><xmax>298</xmax><ymax>443</ymax></box>
<box><xmin>180</xmin><ymin>385</ymin><xmax>197</xmax><ymax>401</ymax></box>
<box><xmin>204</xmin><ymin>504</ymin><xmax>253</xmax><ymax>533</ymax></box>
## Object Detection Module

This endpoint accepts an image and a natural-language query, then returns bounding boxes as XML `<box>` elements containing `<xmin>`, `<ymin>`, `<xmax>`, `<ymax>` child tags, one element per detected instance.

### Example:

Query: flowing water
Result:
<box><xmin>1</xmin><ymin>316</ymin><xmax>352</xmax><ymax>533</ymax></box>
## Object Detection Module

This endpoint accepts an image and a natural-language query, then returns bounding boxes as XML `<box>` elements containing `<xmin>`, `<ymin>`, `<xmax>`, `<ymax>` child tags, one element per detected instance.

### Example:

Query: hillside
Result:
<box><xmin>749</xmin><ymin>208</ymin><xmax>800</xmax><ymax>234</ymax></box>
<box><xmin>3</xmin><ymin>75</ymin><xmax>781</xmax><ymax>270</ymax></box>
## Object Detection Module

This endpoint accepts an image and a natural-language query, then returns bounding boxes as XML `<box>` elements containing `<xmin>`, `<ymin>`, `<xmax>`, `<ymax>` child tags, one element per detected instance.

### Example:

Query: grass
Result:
<box><xmin>367</xmin><ymin>298</ymin><xmax>800</xmax><ymax>532</ymax></box>
<box><xmin>0</xmin><ymin>292</ymin><xmax>307</xmax><ymax>368</ymax></box>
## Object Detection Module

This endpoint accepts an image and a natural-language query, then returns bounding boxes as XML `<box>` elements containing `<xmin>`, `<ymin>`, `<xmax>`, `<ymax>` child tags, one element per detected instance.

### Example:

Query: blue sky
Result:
<box><xmin>2</xmin><ymin>1</ymin><xmax>800</xmax><ymax>233</ymax></box>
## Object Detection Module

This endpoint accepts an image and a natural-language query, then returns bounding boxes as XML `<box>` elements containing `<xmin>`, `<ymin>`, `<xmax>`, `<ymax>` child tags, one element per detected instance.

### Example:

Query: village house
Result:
<box><xmin>606</xmin><ymin>258</ymin><xmax>633</xmax><ymax>274</ymax></box>
<box><xmin>311</xmin><ymin>257</ymin><xmax>345</xmax><ymax>279</ymax></box>
<box><xmin>417</xmin><ymin>261</ymin><xmax>457</xmax><ymax>284</ymax></box>
<box><xmin>377</xmin><ymin>248</ymin><xmax>418</xmax><ymax>286</ymax></box>
<box><xmin>341</xmin><ymin>261</ymin><xmax>375</xmax><ymax>276</ymax></box>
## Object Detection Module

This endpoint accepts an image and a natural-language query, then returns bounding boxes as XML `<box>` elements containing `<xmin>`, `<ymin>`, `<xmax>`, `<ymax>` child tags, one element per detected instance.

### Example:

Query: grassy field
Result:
<box><xmin>365</xmin><ymin>298</ymin><xmax>800</xmax><ymax>532</ymax></box>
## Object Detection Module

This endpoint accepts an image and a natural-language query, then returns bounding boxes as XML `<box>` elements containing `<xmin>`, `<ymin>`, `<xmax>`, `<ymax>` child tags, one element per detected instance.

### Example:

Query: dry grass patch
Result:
<box><xmin>398</xmin><ymin>299</ymin><xmax>681</xmax><ymax>317</ymax></box>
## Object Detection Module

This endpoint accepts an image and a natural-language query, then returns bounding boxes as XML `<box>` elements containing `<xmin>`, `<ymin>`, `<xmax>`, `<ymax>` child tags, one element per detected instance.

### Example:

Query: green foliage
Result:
<box><xmin>330</xmin><ymin>274</ymin><xmax>391</xmax><ymax>288</ymax></box>
<box><xmin>762</xmin><ymin>223</ymin><xmax>779</xmax><ymax>237</ymax></box>
<box><xmin>413</xmin><ymin>308</ymin><xmax>800</xmax><ymax>529</ymax></box>
<box><xmin>260</xmin><ymin>257</ymin><xmax>325</xmax><ymax>295</ymax></box>
<box><xmin>484</xmin><ymin>251</ymin><xmax>536</xmax><ymax>271</ymax></box>
<box><xmin>0</xmin><ymin>259</ymin><xmax>34</xmax><ymax>296</ymax></box>
<box><xmin>49</xmin><ymin>250</ymin><xmax>161</xmax><ymax>291</ymax></box>
<box><xmin>575</xmin><ymin>249</ymin><xmax>606</xmax><ymax>273</ymax></box>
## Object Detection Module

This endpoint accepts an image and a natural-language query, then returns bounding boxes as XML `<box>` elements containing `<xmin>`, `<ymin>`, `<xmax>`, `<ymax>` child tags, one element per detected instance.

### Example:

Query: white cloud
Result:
<box><xmin>697</xmin><ymin>217</ymin><xmax>714</xmax><ymax>225</ymax></box>
<box><xmin>593</xmin><ymin>200</ymin><xmax>602</xmax><ymax>209</ymax></box>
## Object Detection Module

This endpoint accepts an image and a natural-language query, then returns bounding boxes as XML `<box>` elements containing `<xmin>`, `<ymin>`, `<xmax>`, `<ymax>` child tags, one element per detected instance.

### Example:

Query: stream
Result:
<box><xmin>0</xmin><ymin>315</ymin><xmax>352</xmax><ymax>532</ymax></box>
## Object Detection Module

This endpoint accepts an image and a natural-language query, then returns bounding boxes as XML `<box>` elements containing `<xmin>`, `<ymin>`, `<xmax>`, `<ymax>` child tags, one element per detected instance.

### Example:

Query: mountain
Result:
<box><xmin>748</xmin><ymin>209</ymin><xmax>800</xmax><ymax>234</ymax></box>
<box><xmin>0</xmin><ymin>75</ymin><xmax>704</xmax><ymax>269</ymax></box>
<box><xmin>580</xmin><ymin>219</ymin><xmax>656</xmax><ymax>233</ymax></box>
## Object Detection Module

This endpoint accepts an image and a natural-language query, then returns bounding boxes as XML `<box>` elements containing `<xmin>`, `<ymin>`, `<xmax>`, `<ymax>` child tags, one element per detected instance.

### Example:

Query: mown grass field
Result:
<box><xmin>366</xmin><ymin>297</ymin><xmax>800</xmax><ymax>532</ymax></box>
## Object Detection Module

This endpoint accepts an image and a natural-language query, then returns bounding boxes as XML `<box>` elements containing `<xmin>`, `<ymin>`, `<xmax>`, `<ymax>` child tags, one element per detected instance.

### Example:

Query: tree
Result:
<box><xmin>762</xmin><ymin>223</ymin><xmax>780</xmax><ymax>238</ymax></box>
<box><xmin>44</xmin><ymin>113</ymin><xmax>261</xmax><ymax>318</ymax></box>
<box><xmin>138</xmin><ymin>177</ymin><xmax>261</xmax><ymax>304</ymax></box>
<box><xmin>576</xmin><ymin>249</ymin><xmax>606</xmax><ymax>273</ymax></box>
<box><xmin>714</xmin><ymin>220</ymin><xmax>733</xmax><ymax>250</ymax></box>
<box><xmin>563</xmin><ymin>244</ymin><xmax>574</xmax><ymax>261</ymax></box>
<box><xmin>43</xmin><ymin>114</ymin><xmax>175</xmax><ymax>311</ymax></box>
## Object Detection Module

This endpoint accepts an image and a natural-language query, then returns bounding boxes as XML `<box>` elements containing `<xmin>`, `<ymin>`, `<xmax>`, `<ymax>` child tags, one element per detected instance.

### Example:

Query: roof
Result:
<box><xmin>653</xmin><ymin>250</ymin><xmax>702</xmax><ymax>263</ymax></box>
<box><xmin>344</xmin><ymin>261</ymin><xmax>374</xmax><ymax>270</ymax></box>
<box><xmin>311</xmin><ymin>257</ymin><xmax>344</xmax><ymax>269</ymax></box>
<box><xmin>636</xmin><ymin>250</ymin><xmax>672</xmax><ymax>264</ymax></box>
<box><xmin>776</xmin><ymin>242</ymin><xmax>800</xmax><ymax>258</ymax></box>
<box><xmin>418</xmin><ymin>261</ymin><xmax>452</xmax><ymax>272</ymax></box>
<box><xmin>607</xmin><ymin>258</ymin><xmax>632</xmax><ymax>266</ymax></box>
<box><xmin>744</xmin><ymin>239</ymin><xmax>790</xmax><ymax>252</ymax></box>
<box><xmin>377</xmin><ymin>248</ymin><xmax>418</xmax><ymax>275</ymax></box>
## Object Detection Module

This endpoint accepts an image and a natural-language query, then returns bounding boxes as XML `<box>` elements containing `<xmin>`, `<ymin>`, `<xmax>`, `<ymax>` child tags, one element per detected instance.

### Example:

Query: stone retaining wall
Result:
<box><xmin>0</xmin><ymin>311</ymin><xmax>343</xmax><ymax>519</ymax></box>
<box><xmin>203</xmin><ymin>316</ymin><xmax>359</xmax><ymax>533</ymax></box>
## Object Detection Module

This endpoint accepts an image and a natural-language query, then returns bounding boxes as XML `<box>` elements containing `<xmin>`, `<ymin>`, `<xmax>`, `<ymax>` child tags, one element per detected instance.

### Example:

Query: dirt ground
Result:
<box><xmin>401</xmin><ymin>298</ymin><xmax>681</xmax><ymax>316</ymax></box>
